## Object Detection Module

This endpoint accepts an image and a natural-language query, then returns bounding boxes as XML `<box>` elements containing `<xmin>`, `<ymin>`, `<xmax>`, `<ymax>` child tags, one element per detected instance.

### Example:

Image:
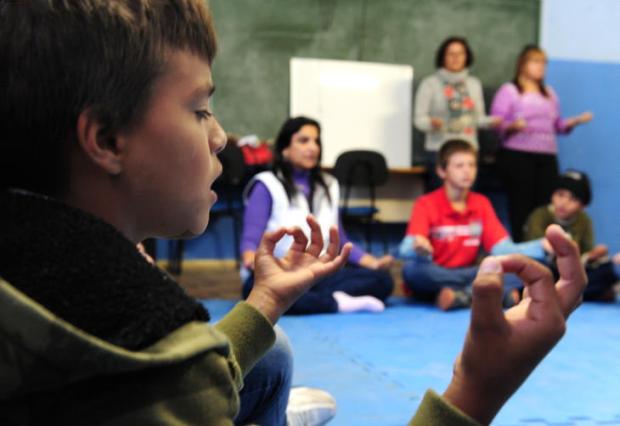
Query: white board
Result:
<box><xmin>290</xmin><ymin>57</ymin><xmax>413</xmax><ymax>168</ymax></box>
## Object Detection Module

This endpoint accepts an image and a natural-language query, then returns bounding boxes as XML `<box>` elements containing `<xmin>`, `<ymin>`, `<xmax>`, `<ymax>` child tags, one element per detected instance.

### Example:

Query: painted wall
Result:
<box><xmin>159</xmin><ymin>0</ymin><xmax>620</xmax><ymax>260</ymax></box>
<box><xmin>541</xmin><ymin>0</ymin><xmax>620</xmax><ymax>252</ymax></box>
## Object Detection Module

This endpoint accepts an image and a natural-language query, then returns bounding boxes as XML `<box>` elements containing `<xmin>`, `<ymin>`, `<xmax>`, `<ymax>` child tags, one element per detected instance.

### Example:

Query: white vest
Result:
<box><xmin>246</xmin><ymin>171</ymin><xmax>340</xmax><ymax>259</ymax></box>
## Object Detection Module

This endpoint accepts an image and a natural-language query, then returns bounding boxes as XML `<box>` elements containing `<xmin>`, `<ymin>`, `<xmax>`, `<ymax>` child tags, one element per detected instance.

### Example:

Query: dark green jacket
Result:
<box><xmin>525</xmin><ymin>205</ymin><xmax>593</xmax><ymax>254</ymax></box>
<box><xmin>0</xmin><ymin>280</ymin><xmax>274</xmax><ymax>425</ymax></box>
<box><xmin>0</xmin><ymin>190</ymin><xmax>275</xmax><ymax>424</ymax></box>
<box><xmin>0</xmin><ymin>277</ymin><xmax>479</xmax><ymax>426</ymax></box>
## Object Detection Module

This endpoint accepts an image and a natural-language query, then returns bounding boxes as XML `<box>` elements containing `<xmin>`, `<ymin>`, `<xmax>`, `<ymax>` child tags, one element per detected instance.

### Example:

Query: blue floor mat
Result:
<box><xmin>202</xmin><ymin>297</ymin><xmax>620</xmax><ymax>425</ymax></box>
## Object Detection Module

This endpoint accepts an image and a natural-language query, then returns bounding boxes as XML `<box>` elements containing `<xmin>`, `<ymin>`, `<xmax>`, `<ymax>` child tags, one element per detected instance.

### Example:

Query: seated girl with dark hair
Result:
<box><xmin>241</xmin><ymin>116</ymin><xmax>395</xmax><ymax>315</ymax></box>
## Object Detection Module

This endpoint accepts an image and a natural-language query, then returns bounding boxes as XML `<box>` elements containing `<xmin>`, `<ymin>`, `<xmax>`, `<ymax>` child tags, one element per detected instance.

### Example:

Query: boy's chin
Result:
<box><xmin>174</xmin><ymin>219</ymin><xmax>210</xmax><ymax>239</ymax></box>
<box><xmin>451</xmin><ymin>180</ymin><xmax>474</xmax><ymax>190</ymax></box>
<box><xmin>554</xmin><ymin>213</ymin><xmax>573</xmax><ymax>221</ymax></box>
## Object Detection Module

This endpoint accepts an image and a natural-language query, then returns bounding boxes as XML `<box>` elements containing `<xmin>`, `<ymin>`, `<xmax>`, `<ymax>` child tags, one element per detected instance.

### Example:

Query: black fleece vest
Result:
<box><xmin>0</xmin><ymin>190</ymin><xmax>209</xmax><ymax>350</ymax></box>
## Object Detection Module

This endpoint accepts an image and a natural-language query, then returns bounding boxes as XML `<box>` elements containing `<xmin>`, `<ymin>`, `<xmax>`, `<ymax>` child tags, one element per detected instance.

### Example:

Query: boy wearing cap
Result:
<box><xmin>525</xmin><ymin>170</ymin><xmax>620</xmax><ymax>301</ymax></box>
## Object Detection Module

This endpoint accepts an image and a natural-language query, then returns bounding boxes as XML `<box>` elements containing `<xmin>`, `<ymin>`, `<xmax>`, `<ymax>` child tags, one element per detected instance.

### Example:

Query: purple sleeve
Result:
<box><xmin>241</xmin><ymin>181</ymin><xmax>272</xmax><ymax>253</ymax></box>
<box><xmin>549</xmin><ymin>87</ymin><xmax>571</xmax><ymax>134</ymax></box>
<box><xmin>337</xmin><ymin>215</ymin><xmax>365</xmax><ymax>265</ymax></box>
<box><xmin>490</xmin><ymin>83</ymin><xmax>517</xmax><ymax>134</ymax></box>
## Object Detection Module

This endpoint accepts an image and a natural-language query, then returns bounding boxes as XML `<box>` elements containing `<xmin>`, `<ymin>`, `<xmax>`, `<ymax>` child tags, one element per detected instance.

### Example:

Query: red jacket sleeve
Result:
<box><xmin>406</xmin><ymin>197</ymin><xmax>431</xmax><ymax>237</ymax></box>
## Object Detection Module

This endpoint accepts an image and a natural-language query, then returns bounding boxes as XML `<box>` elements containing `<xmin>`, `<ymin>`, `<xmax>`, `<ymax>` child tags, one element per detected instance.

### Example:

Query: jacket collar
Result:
<box><xmin>0</xmin><ymin>189</ymin><xmax>209</xmax><ymax>350</ymax></box>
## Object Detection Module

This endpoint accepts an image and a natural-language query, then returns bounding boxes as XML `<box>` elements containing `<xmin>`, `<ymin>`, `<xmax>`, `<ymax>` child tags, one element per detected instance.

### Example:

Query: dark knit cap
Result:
<box><xmin>555</xmin><ymin>170</ymin><xmax>592</xmax><ymax>205</ymax></box>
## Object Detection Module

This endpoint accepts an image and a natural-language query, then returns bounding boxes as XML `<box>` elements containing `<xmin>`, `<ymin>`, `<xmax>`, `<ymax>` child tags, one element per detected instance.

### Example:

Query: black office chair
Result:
<box><xmin>332</xmin><ymin>150</ymin><xmax>389</xmax><ymax>253</ymax></box>
<box><xmin>167</xmin><ymin>143</ymin><xmax>246</xmax><ymax>275</ymax></box>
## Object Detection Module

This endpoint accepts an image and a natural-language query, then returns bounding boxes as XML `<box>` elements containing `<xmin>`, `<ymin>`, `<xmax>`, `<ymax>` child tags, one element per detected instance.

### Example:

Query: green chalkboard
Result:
<box><xmin>209</xmin><ymin>0</ymin><xmax>540</xmax><ymax>162</ymax></box>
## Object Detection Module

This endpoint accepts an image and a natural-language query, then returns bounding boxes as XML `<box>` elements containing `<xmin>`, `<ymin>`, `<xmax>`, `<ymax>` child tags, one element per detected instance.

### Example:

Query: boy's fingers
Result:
<box><xmin>499</xmin><ymin>255</ymin><xmax>556</xmax><ymax>306</ymax></box>
<box><xmin>471</xmin><ymin>257</ymin><xmax>507</xmax><ymax>332</ymax></box>
<box><xmin>322</xmin><ymin>226</ymin><xmax>340</xmax><ymax>261</ymax></box>
<box><xmin>256</xmin><ymin>228</ymin><xmax>287</xmax><ymax>256</ymax></box>
<box><xmin>546</xmin><ymin>225</ymin><xmax>587</xmax><ymax>316</ymax></box>
<box><xmin>319</xmin><ymin>242</ymin><xmax>351</xmax><ymax>275</ymax></box>
<box><xmin>305</xmin><ymin>215</ymin><xmax>324</xmax><ymax>257</ymax></box>
<box><xmin>287</xmin><ymin>227</ymin><xmax>308</xmax><ymax>252</ymax></box>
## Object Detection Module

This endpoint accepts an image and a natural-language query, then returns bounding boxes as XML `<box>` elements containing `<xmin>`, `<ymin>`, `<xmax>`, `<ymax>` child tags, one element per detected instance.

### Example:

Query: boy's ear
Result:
<box><xmin>436</xmin><ymin>164</ymin><xmax>446</xmax><ymax>179</ymax></box>
<box><xmin>76</xmin><ymin>109</ymin><xmax>123</xmax><ymax>175</ymax></box>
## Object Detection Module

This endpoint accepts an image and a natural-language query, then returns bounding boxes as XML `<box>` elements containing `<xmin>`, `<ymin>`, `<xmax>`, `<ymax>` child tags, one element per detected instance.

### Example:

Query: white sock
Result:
<box><xmin>332</xmin><ymin>291</ymin><xmax>385</xmax><ymax>313</ymax></box>
<box><xmin>286</xmin><ymin>387</ymin><xmax>337</xmax><ymax>426</ymax></box>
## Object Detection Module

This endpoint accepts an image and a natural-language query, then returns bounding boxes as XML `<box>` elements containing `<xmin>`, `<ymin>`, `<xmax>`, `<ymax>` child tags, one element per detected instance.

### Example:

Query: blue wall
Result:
<box><xmin>549</xmin><ymin>60</ymin><xmax>620</xmax><ymax>251</ymax></box>
<box><xmin>542</xmin><ymin>0</ymin><xmax>620</xmax><ymax>253</ymax></box>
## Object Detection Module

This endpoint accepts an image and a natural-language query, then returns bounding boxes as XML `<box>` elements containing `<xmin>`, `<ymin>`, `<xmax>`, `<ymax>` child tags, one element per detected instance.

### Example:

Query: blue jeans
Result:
<box><xmin>235</xmin><ymin>326</ymin><xmax>293</xmax><ymax>426</ymax></box>
<box><xmin>402</xmin><ymin>259</ymin><xmax>522</xmax><ymax>301</ymax></box>
<box><xmin>543</xmin><ymin>260</ymin><xmax>618</xmax><ymax>301</ymax></box>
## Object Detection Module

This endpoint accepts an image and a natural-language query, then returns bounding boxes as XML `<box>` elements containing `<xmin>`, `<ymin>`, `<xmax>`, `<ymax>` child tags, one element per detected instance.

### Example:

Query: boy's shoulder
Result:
<box><xmin>530</xmin><ymin>205</ymin><xmax>552</xmax><ymax>217</ymax></box>
<box><xmin>574</xmin><ymin>209</ymin><xmax>593</xmax><ymax>224</ymax></box>
<box><xmin>417</xmin><ymin>187</ymin><xmax>448</xmax><ymax>207</ymax></box>
<box><xmin>466</xmin><ymin>191</ymin><xmax>494</xmax><ymax>210</ymax></box>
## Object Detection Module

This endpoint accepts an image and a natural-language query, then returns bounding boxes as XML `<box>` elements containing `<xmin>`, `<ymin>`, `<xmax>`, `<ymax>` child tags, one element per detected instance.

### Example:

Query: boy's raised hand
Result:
<box><xmin>443</xmin><ymin>224</ymin><xmax>586</xmax><ymax>425</ymax></box>
<box><xmin>246</xmin><ymin>215</ymin><xmax>351</xmax><ymax>324</ymax></box>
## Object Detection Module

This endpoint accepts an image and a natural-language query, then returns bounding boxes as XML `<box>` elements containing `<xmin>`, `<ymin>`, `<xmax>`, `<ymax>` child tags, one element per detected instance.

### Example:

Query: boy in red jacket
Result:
<box><xmin>400</xmin><ymin>139</ymin><xmax>545</xmax><ymax>310</ymax></box>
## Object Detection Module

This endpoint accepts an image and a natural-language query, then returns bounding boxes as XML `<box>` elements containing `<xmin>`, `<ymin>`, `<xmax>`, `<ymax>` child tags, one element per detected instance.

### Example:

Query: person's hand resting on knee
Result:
<box><xmin>443</xmin><ymin>224</ymin><xmax>587</xmax><ymax>425</ymax></box>
<box><xmin>246</xmin><ymin>214</ymin><xmax>352</xmax><ymax>324</ymax></box>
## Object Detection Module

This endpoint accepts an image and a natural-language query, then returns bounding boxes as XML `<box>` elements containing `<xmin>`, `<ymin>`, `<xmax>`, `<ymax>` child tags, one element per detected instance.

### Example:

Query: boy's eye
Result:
<box><xmin>195</xmin><ymin>109</ymin><xmax>213</xmax><ymax>120</ymax></box>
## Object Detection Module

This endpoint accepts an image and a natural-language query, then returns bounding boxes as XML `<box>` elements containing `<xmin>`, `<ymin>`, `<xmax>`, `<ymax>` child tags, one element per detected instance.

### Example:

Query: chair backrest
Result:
<box><xmin>333</xmin><ymin>150</ymin><xmax>388</xmax><ymax>187</ymax></box>
<box><xmin>332</xmin><ymin>150</ymin><xmax>388</xmax><ymax>211</ymax></box>
<box><xmin>217</xmin><ymin>143</ymin><xmax>246</xmax><ymax>186</ymax></box>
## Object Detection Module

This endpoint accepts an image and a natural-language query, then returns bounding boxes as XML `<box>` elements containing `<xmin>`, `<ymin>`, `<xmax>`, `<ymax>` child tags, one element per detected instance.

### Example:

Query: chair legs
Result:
<box><xmin>231</xmin><ymin>211</ymin><xmax>241</xmax><ymax>268</ymax></box>
<box><xmin>378</xmin><ymin>220</ymin><xmax>388</xmax><ymax>254</ymax></box>
<box><xmin>363</xmin><ymin>219</ymin><xmax>372</xmax><ymax>252</ymax></box>
<box><xmin>167</xmin><ymin>240</ymin><xmax>185</xmax><ymax>275</ymax></box>
<box><xmin>366</xmin><ymin>218</ymin><xmax>389</xmax><ymax>255</ymax></box>
<box><xmin>166</xmin><ymin>212</ymin><xmax>241</xmax><ymax>274</ymax></box>
<box><xmin>346</xmin><ymin>215</ymin><xmax>389</xmax><ymax>255</ymax></box>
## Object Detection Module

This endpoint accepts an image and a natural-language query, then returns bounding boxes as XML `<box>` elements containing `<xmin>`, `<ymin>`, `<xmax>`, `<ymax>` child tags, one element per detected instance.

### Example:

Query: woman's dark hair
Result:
<box><xmin>435</xmin><ymin>36</ymin><xmax>474</xmax><ymax>69</ymax></box>
<box><xmin>272</xmin><ymin>116</ymin><xmax>331</xmax><ymax>208</ymax></box>
<box><xmin>512</xmin><ymin>44</ymin><xmax>549</xmax><ymax>97</ymax></box>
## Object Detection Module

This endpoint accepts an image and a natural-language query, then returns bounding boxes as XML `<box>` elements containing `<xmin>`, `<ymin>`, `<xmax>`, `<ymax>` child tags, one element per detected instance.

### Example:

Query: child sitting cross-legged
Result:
<box><xmin>525</xmin><ymin>170</ymin><xmax>620</xmax><ymax>301</ymax></box>
<box><xmin>399</xmin><ymin>139</ymin><xmax>547</xmax><ymax>310</ymax></box>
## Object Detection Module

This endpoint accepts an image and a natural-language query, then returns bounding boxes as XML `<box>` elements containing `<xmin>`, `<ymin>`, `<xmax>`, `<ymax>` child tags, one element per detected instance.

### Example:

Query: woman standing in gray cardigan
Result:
<box><xmin>414</xmin><ymin>36</ymin><xmax>501</xmax><ymax>189</ymax></box>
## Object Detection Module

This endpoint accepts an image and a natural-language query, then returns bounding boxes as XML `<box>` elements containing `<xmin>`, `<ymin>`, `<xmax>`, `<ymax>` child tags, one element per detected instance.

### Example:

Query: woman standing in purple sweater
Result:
<box><xmin>491</xmin><ymin>45</ymin><xmax>592</xmax><ymax>241</ymax></box>
<box><xmin>240</xmin><ymin>116</ymin><xmax>394</xmax><ymax>315</ymax></box>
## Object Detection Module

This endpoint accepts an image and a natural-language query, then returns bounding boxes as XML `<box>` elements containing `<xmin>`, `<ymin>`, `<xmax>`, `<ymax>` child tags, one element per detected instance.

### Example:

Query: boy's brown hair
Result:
<box><xmin>437</xmin><ymin>139</ymin><xmax>477</xmax><ymax>169</ymax></box>
<box><xmin>0</xmin><ymin>0</ymin><xmax>217</xmax><ymax>196</ymax></box>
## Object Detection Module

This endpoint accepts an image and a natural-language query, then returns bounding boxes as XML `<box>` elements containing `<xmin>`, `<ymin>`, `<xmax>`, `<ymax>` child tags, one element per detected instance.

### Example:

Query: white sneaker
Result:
<box><xmin>286</xmin><ymin>387</ymin><xmax>337</xmax><ymax>426</ymax></box>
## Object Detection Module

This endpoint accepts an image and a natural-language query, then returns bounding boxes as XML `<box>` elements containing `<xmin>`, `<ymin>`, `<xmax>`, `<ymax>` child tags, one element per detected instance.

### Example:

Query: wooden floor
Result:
<box><xmin>163</xmin><ymin>260</ymin><xmax>407</xmax><ymax>300</ymax></box>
